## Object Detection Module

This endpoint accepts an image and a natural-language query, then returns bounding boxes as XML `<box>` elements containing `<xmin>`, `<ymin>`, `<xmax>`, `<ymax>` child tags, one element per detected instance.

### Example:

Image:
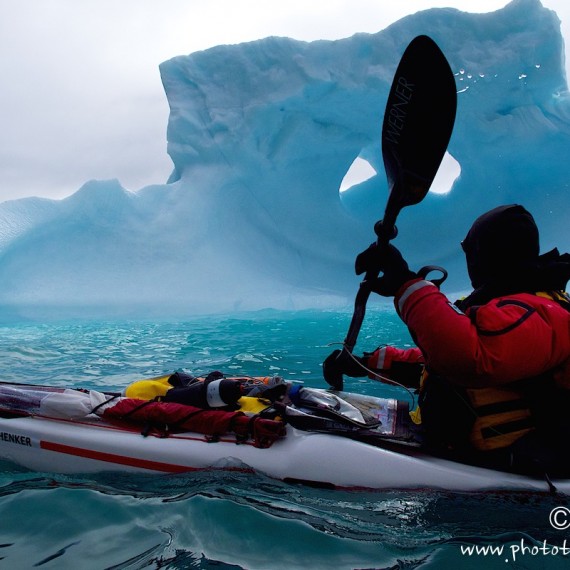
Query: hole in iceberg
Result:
<box><xmin>430</xmin><ymin>152</ymin><xmax>461</xmax><ymax>195</ymax></box>
<box><xmin>339</xmin><ymin>157</ymin><xmax>377</xmax><ymax>193</ymax></box>
<box><xmin>339</xmin><ymin>153</ymin><xmax>459</xmax><ymax>197</ymax></box>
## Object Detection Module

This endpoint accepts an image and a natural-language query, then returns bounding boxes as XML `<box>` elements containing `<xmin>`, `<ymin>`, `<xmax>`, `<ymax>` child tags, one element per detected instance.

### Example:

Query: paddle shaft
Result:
<box><xmin>343</xmin><ymin>210</ymin><xmax>398</xmax><ymax>353</ymax></box>
<box><xmin>323</xmin><ymin>36</ymin><xmax>456</xmax><ymax>389</ymax></box>
<box><xmin>343</xmin><ymin>36</ymin><xmax>457</xmax><ymax>353</ymax></box>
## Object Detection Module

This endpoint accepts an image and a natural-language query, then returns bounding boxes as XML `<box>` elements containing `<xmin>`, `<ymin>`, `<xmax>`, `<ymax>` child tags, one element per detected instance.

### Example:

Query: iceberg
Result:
<box><xmin>0</xmin><ymin>0</ymin><xmax>568</xmax><ymax>318</ymax></box>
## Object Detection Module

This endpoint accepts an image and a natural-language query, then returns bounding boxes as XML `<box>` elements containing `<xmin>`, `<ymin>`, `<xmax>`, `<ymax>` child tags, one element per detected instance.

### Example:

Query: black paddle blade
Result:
<box><xmin>381</xmin><ymin>35</ymin><xmax>457</xmax><ymax>231</ymax></box>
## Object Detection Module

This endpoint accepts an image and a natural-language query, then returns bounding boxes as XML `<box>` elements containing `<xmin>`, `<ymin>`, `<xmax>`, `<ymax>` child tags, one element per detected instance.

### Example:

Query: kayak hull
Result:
<box><xmin>0</xmin><ymin>413</ymin><xmax>567</xmax><ymax>493</ymax></box>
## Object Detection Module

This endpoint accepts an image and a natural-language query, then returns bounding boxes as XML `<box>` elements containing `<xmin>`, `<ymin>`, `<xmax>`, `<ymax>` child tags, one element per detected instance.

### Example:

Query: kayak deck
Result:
<box><xmin>1</xmin><ymin>411</ymin><xmax>568</xmax><ymax>494</ymax></box>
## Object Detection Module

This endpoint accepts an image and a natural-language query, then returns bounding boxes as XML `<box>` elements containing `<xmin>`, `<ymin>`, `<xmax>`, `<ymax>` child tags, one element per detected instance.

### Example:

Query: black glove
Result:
<box><xmin>323</xmin><ymin>349</ymin><xmax>368</xmax><ymax>389</ymax></box>
<box><xmin>356</xmin><ymin>243</ymin><xmax>416</xmax><ymax>297</ymax></box>
<box><xmin>355</xmin><ymin>241</ymin><xmax>385</xmax><ymax>275</ymax></box>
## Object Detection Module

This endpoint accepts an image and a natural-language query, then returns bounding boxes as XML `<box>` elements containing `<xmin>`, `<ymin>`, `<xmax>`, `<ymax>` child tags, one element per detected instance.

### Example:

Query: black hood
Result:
<box><xmin>458</xmin><ymin>204</ymin><xmax>570</xmax><ymax>310</ymax></box>
<box><xmin>461</xmin><ymin>204</ymin><xmax>539</xmax><ymax>289</ymax></box>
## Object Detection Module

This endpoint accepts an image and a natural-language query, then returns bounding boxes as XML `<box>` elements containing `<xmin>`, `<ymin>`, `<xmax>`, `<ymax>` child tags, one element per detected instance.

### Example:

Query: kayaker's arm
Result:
<box><xmin>323</xmin><ymin>345</ymin><xmax>424</xmax><ymax>389</ymax></box>
<box><xmin>395</xmin><ymin>279</ymin><xmax>570</xmax><ymax>388</ymax></box>
<box><xmin>365</xmin><ymin>346</ymin><xmax>424</xmax><ymax>389</ymax></box>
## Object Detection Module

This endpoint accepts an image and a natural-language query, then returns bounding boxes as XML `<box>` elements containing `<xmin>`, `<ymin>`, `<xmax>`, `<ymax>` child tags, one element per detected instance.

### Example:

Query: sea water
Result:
<box><xmin>0</xmin><ymin>309</ymin><xmax>568</xmax><ymax>570</ymax></box>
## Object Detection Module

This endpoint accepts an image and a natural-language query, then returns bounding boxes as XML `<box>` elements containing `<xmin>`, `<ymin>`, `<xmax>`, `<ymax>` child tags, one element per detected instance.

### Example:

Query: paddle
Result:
<box><xmin>324</xmin><ymin>35</ymin><xmax>457</xmax><ymax>390</ymax></box>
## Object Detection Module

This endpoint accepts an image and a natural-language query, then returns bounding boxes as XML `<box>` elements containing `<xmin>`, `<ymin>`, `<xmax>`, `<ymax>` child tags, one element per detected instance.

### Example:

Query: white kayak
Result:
<box><xmin>0</xmin><ymin>381</ymin><xmax>568</xmax><ymax>494</ymax></box>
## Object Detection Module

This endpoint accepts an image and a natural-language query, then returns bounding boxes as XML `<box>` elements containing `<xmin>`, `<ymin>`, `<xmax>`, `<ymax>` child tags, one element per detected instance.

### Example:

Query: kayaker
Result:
<box><xmin>324</xmin><ymin>204</ymin><xmax>570</xmax><ymax>477</ymax></box>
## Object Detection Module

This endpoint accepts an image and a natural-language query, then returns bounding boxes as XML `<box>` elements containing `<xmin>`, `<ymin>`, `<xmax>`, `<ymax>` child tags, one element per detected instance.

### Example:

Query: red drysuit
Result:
<box><xmin>368</xmin><ymin>279</ymin><xmax>570</xmax><ymax>389</ymax></box>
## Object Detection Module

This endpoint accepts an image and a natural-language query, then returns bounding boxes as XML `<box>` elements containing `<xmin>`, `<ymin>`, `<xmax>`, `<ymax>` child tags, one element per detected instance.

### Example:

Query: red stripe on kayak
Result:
<box><xmin>40</xmin><ymin>440</ymin><xmax>195</xmax><ymax>473</ymax></box>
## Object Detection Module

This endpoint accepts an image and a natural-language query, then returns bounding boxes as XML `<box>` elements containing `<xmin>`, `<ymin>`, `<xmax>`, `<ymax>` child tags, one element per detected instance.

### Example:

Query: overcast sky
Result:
<box><xmin>0</xmin><ymin>0</ymin><xmax>568</xmax><ymax>203</ymax></box>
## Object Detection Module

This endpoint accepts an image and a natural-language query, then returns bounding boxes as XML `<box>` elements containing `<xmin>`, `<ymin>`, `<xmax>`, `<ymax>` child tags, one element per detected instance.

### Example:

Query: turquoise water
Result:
<box><xmin>0</xmin><ymin>309</ymin><xmax>568</xmax><ymax>569</ymax></box>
